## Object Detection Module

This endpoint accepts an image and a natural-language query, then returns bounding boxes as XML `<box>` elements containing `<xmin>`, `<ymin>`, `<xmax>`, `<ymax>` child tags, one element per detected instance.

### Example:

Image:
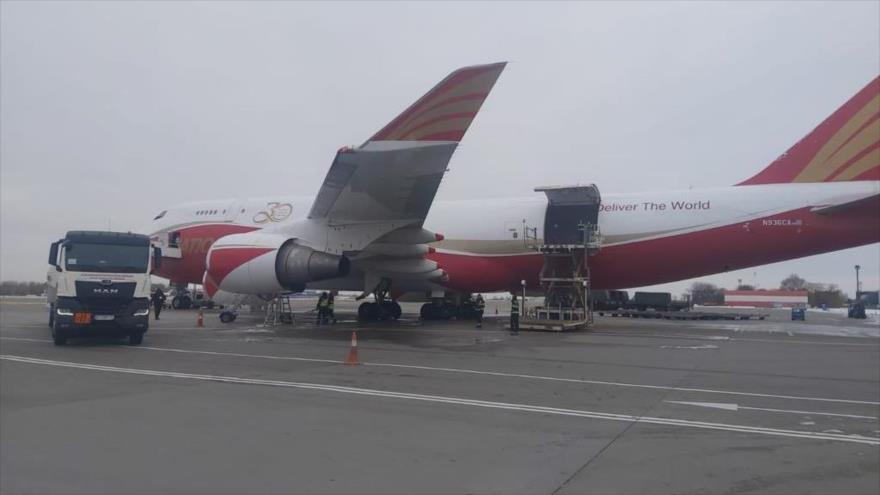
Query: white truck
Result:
<box><xmin>47</xmin><ymin>231</ymin><xmax>160</xmax><ymax>346</ymax></box>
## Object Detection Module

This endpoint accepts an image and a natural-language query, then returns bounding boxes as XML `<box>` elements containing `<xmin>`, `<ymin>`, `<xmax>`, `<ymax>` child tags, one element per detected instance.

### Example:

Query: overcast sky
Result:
<box><xmin>2</xmin><ymin>1</ymin><xmax>878</xmax><ymax>297</ymax></box>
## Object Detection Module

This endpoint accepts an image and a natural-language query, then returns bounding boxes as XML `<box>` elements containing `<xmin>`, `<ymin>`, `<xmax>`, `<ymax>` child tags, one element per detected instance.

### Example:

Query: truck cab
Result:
<box><xmin>47</xmin><ymin>231</ymin><xmax>159</xmax><ymax>346</ymax></box>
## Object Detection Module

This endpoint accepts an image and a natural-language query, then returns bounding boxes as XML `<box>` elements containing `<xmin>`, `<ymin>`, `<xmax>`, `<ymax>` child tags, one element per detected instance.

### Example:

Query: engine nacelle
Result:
<box><xmin>205</xmin><ymin>233</ymin><xmax>349</xmax><ymax>295</ymax></box>
<box><xmin>275</xmin><ymin>240</ymin><xmax>351</xmax><ymax>292</ymax></box>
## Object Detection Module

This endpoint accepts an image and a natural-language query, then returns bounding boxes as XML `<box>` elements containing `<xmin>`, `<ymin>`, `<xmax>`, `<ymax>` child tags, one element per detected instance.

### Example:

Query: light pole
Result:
<box><xmin>520</xmin><ymin>279</ymin><xmax>527</xmax><ymax>316</ymax></box>
<box><xmin>855</xmin><ymin>265</ymin><xmax>861</xmax><ymax>299</ymax></box>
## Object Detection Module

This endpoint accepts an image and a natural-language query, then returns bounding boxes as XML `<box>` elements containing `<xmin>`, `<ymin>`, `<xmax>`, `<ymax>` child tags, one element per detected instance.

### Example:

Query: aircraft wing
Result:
<box><xmin>308</xmin><ymin>62</ymin><xmax>507</xmax><ymax>225</ymax></box>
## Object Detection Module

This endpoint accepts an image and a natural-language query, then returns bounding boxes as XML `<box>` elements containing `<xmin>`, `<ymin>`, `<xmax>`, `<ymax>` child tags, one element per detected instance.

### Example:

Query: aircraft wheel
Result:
<box><xmin>390</xmin><ymin>302</ymin><xmax>402</xmax><ymax>320</ymax></box>
<box><xmin>171</xmin><ymin>296</ymin><xmax>183</xmax><ymax>309</ymax></box>
<box><xmin>420</xmin><ymin>303</ymin><xmax>434</xmax><ymax>320</ymax></box>
<box><xmin>441</xmin><ymin>303</ymin><xmax>457</xmax><ymax>320</ymax></box>
<box><xmin>381</xmin><ymin>301</ymin><xmax>401</xmax><ymax>320</ymax></box>
<box><xmin>358</xmin><ymin>302</ymin><xmax>380</xmax><ymax>321</ymax></box>
<box><xmin>219</xmin><ymin>311</ymin><xmax>237</xmax><ymax>323</ymax></box>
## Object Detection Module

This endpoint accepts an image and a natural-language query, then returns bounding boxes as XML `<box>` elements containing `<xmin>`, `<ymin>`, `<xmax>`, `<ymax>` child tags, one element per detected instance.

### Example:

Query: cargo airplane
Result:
<box><xmin>149</xmin><ymin>63</ymin><xmax>879</xmax><ymax>318</ymax></box>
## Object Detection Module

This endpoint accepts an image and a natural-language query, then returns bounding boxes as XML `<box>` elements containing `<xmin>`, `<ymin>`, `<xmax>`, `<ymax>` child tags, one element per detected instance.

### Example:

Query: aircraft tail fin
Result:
<box><xmin>738</xmin><ymin>76</ymin><xmax>879</xmax><ymax>185</ymax></box>
<box><xmin>368</xmin><ymin>62</ymin><xmax>506</xmax><ymax>143</ymax></box>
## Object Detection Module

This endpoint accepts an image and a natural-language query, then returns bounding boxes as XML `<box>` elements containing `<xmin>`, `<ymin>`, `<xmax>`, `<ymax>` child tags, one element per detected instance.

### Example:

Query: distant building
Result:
<box><xmin>723</xmin><ymin>289</ymin><xmax>808</xmax><ymax>308</ymax></box>
<box><xmin>857</xmin><ymin>290</ymin><xmax>879</xmax><ymax>309</ymax></box>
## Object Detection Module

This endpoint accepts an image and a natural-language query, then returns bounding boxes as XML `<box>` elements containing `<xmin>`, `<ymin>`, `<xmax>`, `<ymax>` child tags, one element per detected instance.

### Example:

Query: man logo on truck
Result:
<box><xmin>92</xmin><ymin>287</ymin><xmax>119</xmax><ymax>294</ymax></box>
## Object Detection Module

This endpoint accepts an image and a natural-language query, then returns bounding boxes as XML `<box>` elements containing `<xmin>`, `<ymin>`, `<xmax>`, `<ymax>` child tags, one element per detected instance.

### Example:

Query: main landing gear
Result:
<box><xmin>419</xmin><ymin>300</ymin><xmax>456</xmax><ymax>320</ymax></box>
<box><xmin>357</xmin><ymin>301</ymin><xmax>402</xmax><ymax>321</ymax></box>
<box><xmin>357</xmin><ymin>277</ymin><xmax>401</xmax><ymax>321</ymax></box>
<box><xmin>420</xmin><ymin>294</ymin><xmax>483</xmax><ymax>320</ymax></box>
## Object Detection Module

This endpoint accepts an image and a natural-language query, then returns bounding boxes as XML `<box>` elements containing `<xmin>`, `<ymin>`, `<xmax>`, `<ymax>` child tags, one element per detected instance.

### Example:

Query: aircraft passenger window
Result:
<box><xmin>153</xmin><ymin>210</ymin><xmax>167</xmax><ymax>220</ymax></box>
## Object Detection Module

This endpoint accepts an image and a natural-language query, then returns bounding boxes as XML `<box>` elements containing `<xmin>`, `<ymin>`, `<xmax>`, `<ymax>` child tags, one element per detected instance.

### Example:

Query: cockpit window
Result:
<box><xmin>153</xmin><ymin>210</ymin><xmax>167</xmax><ymax>220</ymax></box>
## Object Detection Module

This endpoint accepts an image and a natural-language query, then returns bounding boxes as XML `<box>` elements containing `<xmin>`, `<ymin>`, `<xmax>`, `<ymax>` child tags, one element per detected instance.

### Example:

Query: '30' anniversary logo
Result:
<box><xmin>253</xmin><ymin>202</ymin><xmax>293</xmax><ymax>224</ymax></box>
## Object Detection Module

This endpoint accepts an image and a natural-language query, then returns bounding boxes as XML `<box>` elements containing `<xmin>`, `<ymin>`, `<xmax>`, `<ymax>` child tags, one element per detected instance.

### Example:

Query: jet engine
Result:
<box><xmin>205</xmin><ymin>233</ymin><xmax>349</xmax><ymax>295</ymax></box>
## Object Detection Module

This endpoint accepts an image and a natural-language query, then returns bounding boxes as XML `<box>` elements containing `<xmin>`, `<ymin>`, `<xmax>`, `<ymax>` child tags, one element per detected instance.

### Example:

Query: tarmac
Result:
<box><xmin>1</xmin><ymin>297</ymin><xmax>878</xmax><ymax>495</ymax></box>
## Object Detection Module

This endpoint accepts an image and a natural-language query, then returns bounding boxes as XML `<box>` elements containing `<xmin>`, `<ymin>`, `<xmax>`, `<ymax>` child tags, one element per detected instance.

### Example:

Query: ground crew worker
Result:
<box><xmin>316</xmin><ymin>292</ymin><xmax>328</xmax><ymax>325</ymax></box>
<box><xmin>151</xmin><ymin>288</ymin><xmax>166</xmax><ymax>321</ymax></box>
<box><xmin>509</xmin><ymin>294</ymin><xmax>520</xmax><ymax>335</ymax></box>
<box><xmin>327</xmin><ymin>292</ymin><xmax>336</xmax><ymax>324</ymax></box>
<box><xmin>475</xmin><ymin>294</ymin><xmax>485</xmax><ymax>328</ymax></box>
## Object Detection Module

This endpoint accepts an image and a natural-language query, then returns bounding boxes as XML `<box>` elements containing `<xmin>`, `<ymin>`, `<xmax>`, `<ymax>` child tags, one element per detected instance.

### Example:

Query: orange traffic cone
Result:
<box><xmin>344</xmin><ymin>330</ymin><xmax>361</xmax><ymax>365</ymax></box>
<box><xmin>197</xmin><ymin>308</ymin><xmax>204</xmax><ymax>328</ymax></box>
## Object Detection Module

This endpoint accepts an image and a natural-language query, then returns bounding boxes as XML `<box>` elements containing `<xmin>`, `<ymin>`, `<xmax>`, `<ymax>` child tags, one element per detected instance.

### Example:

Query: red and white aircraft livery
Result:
<box><xmin>150</xmin><ymin>63</ymin><xmax>879</xmax><ymax>316</ymax></box>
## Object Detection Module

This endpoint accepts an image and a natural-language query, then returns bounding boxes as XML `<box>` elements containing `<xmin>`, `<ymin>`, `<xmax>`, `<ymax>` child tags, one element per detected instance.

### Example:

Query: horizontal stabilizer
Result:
<box><xmin>810</xmin><ymin>193</ymin><xmax>879</xmax><ymax>215</ymax></box>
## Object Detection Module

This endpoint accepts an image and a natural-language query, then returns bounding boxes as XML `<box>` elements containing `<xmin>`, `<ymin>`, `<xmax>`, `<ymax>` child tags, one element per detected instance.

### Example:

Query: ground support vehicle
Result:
<box><xmin>47</xmin><ymin>231</ymin><xmax>158</xmax><ymax>346</ymax></box>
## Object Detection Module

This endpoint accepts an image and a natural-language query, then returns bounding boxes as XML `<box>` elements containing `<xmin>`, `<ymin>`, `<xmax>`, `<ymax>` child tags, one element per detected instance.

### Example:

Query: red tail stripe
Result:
<box><xmin>823</xmin><ymin>111</ymin><xmax>879</xmax><ymax>164</ymax></box>
<box><xmin>826</xmin><ymin>141</ymin><xmax>880</xmax><ymax>182</ymax></box>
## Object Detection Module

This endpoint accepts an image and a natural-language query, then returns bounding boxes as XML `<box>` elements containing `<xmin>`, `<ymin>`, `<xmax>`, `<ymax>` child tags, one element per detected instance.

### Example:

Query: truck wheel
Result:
<box><xmin>51</xmin><ymin>320</ymin><xmax>67</xmax><ymax>346</ymax></box>
<box><xmin>127</xmin><ymin>332</ymin><xmax>144</xmax><ymax>346</ymax></box>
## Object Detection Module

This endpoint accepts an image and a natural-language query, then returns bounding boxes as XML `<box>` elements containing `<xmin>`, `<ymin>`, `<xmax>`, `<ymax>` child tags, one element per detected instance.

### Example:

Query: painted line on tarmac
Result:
<box><xmin>665</xmin><ymin>400</ymin><xmax>878</xmax><ymax>420</ymax></box>
<box><xmin>2</xmin><ymin>336</ymin><xmax>877</xmax><ymax>406</ymax></box>
<box><xmin>2</xmin><ymin>354</ymin><xmax>877</xmax><ymax>446</ymax></box>
<box><xmin>731</xmin><ymin>337</ymin><xmax>880</xmax><ymax>347</ymax></box>
<box><xmin>591</xmin><ymin>331</ymin><xmax>880</xmax><ymax>347</ymax></box>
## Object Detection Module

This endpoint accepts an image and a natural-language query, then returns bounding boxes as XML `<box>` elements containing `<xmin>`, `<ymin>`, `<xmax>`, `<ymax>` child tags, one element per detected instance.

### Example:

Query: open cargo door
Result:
<box><xmin>536</xmin><ymin>185</ymin><xmax>601</xmax><ymax>246</ymax></box>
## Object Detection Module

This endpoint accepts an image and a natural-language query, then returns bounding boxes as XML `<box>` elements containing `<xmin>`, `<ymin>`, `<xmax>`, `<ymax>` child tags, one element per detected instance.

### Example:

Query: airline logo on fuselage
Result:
<box><xmin>253</xmin><ymin>202</ymin><xmax>293</xmax><ymax>224</ymax></box>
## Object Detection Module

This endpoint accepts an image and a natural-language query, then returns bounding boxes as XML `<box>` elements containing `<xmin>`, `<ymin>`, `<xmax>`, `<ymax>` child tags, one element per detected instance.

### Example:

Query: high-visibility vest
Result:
<box><xmin>476</xmin><ymin>299</ymin><xmax>485</xmax><ymax>310</ymax></box>
<box><xmin>511</xmin><ymin>298</ymin><xmax>519</xmax><ymax>315</ymax></box>
<box><xmin>318</xmin><ymin>298</ymin><xmax>328</xmax><ymax>308</ymax></box>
